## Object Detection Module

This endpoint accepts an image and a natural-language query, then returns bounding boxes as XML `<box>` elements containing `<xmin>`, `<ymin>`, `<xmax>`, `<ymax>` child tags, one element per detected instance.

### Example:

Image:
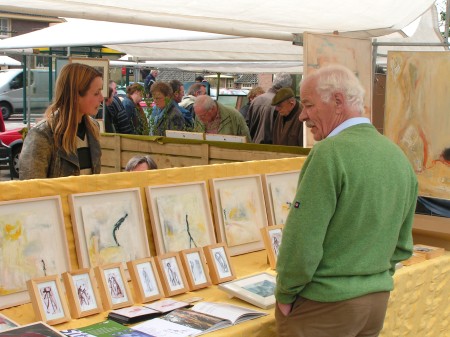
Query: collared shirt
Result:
<box><xmin>327</xmin><ymin>117</ymin><xmax>371</xmax><ymax>138</ymax></box>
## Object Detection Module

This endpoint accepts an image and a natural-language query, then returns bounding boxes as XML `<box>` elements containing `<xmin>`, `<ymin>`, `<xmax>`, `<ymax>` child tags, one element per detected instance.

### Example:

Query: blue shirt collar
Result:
<box><xmin>327</xmin><ymin>117</ymin><xmax>371</xmax><ymax>138</ymax></box>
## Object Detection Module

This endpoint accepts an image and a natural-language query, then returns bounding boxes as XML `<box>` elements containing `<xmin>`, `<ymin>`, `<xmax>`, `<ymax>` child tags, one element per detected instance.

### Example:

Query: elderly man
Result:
<box><xmin>180</xmin><ymin>83</ymin><xmax>207</xmax><ymax>115</ymax></box>
<box><xmin>275</xmin><ymin>65</ymin><xmax>418</xmax><ymax>337</ymax></box>
<box><xmin>193</xmin><ymin>95</ymin><xmax>251</xmax><ymax>142</ymax></box>
<box><xmin>271</xmin><ymin>87</ymin><xmax>303</xmax><ymax>146</ymax></box>
<box><xmin>169</xmin><ymin>80</ymin><xmax>194</xmax><ymax>127</ymax></box>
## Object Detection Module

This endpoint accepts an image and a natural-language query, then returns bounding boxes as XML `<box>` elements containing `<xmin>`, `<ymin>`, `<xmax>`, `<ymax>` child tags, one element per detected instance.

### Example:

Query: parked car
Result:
<box><xmin>0</xmin><ymin>127</ymin><xmax>24</xmax><ymax>178</ymax></box>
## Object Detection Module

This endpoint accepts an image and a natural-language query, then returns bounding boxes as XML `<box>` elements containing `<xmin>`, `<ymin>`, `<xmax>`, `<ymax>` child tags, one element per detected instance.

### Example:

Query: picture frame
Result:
<box><xmin>262</xmin><ymin>170</ymin><xmax>300</xmax><ymax>226</ymax></box>
<box><xmin>179</xmin><ymin>247</ymin><xmax>212</xmax><ymax>290</ymax></box>
<box><xmin>209</xmin><ymin>175</ymin><xmax>269</xmax><ymax>256</ymax></box>
<box><xmin>69</xmin><ymin>57</ymin><xmax>109</xmax><ymax>97</ymax></box>
<box><xmin>155</xmin><ymin>253</ymin><xmax>189</xmax><ymax>297</ymax></box>
<box><xmin>94</xmin><ymin>262</ymin><xmax>133</xmax><ymax>310</ymax></box>
<box><xmin>260</xmin><ymin>225</ymin><xmax>284</xmax><ymax>269</ymax></box>
<box><xmin>145</xmin><ymin>182</ymin><xmax>216</xmax><ymax>255</ymax></box>
<box><xmin>0</xmin><ymin>313</ymin><xmax>19</xmax><ymax>332</ymax></box>
<box><xmin>218</xmin><ymin>272</ymin><xmax>276</xmax><ymax>309</ymax></box>
<box><xmin>61</xmin><ymin>268</ymin><xmax>103</xmax><ymax>318</ymax></box>
<box><xmin>127</xmin><ymin>257</ymin><xmax>165</xmax><ymax>303</ymax></box>
<box><xmin>69</xmin><ymin>188</ymin><xmax>150</xmax><ymax>270</ymax></box>
<box><xmin>0</xmin><ymin>196</ymin><xmax>70</xmax><ymax>310</ymax></box>
<box><xmin>0</xmin><ymin>322</ymin><xmax>67</xmax><ymax>337</ymax></box>
<box><xmin>26</xmin><ymin>275</ymin><xmax>71</xmax><ymax>325</ymax></box>
<box><xmin>203</xmin><ymin>243</ymin><xmax>236</xmax><ymax>285</ymax></box>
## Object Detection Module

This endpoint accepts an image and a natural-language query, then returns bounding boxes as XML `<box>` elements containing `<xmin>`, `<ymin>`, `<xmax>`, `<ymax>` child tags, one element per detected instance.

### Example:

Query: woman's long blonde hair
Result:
<box><xmin>45</xmin><ymin>63</ymin><xmax>102</xmax><ymax>154</ymax></box>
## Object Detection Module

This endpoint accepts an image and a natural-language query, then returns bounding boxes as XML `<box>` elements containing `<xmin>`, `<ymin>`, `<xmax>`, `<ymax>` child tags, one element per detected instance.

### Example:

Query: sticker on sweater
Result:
<box><xmin>294</xmin><ymin>201</ymin><xmax>300</xmax><ymax>208</ymax></box>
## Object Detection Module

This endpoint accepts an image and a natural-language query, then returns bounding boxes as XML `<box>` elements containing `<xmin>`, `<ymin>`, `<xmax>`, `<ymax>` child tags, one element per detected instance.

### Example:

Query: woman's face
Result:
<box><xmin>78</xmin><ymin>76</ymin><xmax>104</xmax><ymax>119</ymax></box>
<box><xmin>152</xmin><ymin>91</ymin><xmax>167</xmax><ymax>109</ymax></box>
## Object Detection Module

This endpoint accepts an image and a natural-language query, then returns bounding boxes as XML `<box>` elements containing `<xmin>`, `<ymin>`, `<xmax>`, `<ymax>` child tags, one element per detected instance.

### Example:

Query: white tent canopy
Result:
<box><xmin>0</xmin><ymin>55</ymin><xmax>21</xmax><ymax>66</ymax></box>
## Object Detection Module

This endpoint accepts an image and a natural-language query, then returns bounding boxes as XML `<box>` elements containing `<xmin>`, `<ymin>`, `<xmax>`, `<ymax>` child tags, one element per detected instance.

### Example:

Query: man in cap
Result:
<box><xmin>271</xmin><ymin>87</ymin><xmax>303</xmax><ymax>146</ymax></box>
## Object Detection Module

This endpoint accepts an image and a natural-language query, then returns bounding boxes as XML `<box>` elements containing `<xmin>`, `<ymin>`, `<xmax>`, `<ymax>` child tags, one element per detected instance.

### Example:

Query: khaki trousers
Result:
<box><xmin>276</xmin><ymin>291</ymin><xmax>390</xmax><ymax>337</ymax></box>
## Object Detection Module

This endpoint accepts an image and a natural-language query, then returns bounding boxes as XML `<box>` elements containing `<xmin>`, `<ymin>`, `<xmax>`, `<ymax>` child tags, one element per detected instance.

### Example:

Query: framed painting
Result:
<box><xmin>69</xmin><ymin>188</ymin><xmax>150</xmax><ymax>270</ymax></box>
<box><xmin>62</xmin><ymin>268</ymin><xmax>102</xmax><ymax>318</ymax></box>
<box><xmin>0</xmin><ymin>196</ymin><xmax>70</xmax><ymax>310</ymax></box>
<box><xmin>94</xmin><ymin>262</ymin><xmax>133</xmax><ymax>310</ymax></box>
<box><xmin>218</xmin><ymin>272</ymin><xmax>276</xmax><ymax>309</ymax></box>
<box><xmin>179</xmin><ymin>247</ymin><xmax>212</xmax><ymax>290</ymax></box>
<box><xmin>145</xmin><ymin>182</ymin><xmax>216</xmax><ymax>255</ymax></box>
<box><xmin>262</xmin><ymin>170</ymin><xmax>300</xmax><ymax>226</ymax></box>
<box><xmin>127</xmin><ymin>257</ymin><xmax>165</xmax><ymax>303</ymax></box>
<box><xmin>69</xmin><ymin>57</ymin><xmax>109</xmax><ymax>97</ymax></box>
<box><xmin>0</xmin><ymin>313</ymin><xmax>19</xmax><ymax>332</ymax></box>
<box><xmin>0</xmin><ymin>322</ymin><xmax>67</xmax><ymax>337</ymax></box>
<box><xmin>26</xmin><ymin>275</ymin><xmax>71</xmax><ymax>325</ymax></box>
<box><xmin>203</xmin><ymin>243</ymin><xmax>236</xmax><ymax>285</ymax></box>
<box><xmin>260</xmin><ymin>225</ymin><xmax>284</xmax><ymax>269</ymax></box>
<box><xmin>155</xmin><ymin>253</ymin><xmax>189</xmax><ymax>297</ymax></box>
<box><xmin>209</xmin><ymin>175</ymin><xmax>268</xmax><ymax>256</ymax></box>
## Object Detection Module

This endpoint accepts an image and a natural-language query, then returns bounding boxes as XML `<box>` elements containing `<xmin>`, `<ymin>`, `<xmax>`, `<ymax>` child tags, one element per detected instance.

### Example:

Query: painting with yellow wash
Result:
<box><xmin>145</xmin><ymin>182</ymin><xmax>216</xmax><ymax>255</ymax></box>
<box><xmin>69</xmin><ymin>188</ymin><xmax>150</xmax><ymax>269</ymax></box>
<box><xmin>385</xmin><ymin>51</ymin><xmax>450</xmax><ymax>200</ymax></box>
<box><xmin>210</xmin><ymin>175</ymin><xmax>268</xmax><ymax>256</ymax></box>
<box><xmin>0</xmin><ymin>196</ymin><xmax>70</xmax><ymax>309</ymax></box>
<box><xmin>303</xmin><ymin>32</ymin><xmax>373</xmax><ymax>147</ymax></box>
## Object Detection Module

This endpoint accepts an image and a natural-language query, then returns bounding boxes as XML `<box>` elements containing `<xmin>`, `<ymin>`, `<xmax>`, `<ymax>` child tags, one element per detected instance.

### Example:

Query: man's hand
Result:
<box><xmin>277</xmin><ymin>302</ymin><xmax>293</xmax><ymax>316</ymax></box>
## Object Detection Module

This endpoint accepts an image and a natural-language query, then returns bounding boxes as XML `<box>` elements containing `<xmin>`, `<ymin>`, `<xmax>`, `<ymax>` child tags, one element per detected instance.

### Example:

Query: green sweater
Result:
<box><xmin>275</xmin><ymin>124</ymin><xmax>418</xmax><ymax>304</ymax></box>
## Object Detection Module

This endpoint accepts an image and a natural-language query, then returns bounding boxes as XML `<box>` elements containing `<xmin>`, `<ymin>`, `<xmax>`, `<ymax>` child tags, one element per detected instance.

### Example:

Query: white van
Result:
<box><xmin>0</xmin><ymin>68</ymin><xmax>55</xmax><ymax>120</ymax></box>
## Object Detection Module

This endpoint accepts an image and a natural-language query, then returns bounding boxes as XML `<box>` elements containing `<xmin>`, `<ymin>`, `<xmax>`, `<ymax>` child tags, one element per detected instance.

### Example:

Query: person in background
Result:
<box><xmin>0</xmin><ymin>110</ymin><xmax>5</xmax><ymax>132</ymax></box>
<box><xmin>122</xmin><ymin>83</ymin><xmax>149</xmax><ymax>135</ymax></box>
<box><xmin>125</xmin><ymin>155</ymin><xmax>157</xmax><ymax>171</ymax></box>
<box><xmin>193</xmin><ymin>95</ymin><xmax>251</xmax><ymax>142</ymax></box>
<box><xmin>144</xmin><ymin>69</ymin><xmax>158</xmax><ymax>97</ymax></box>
<box><xmin>195</xmin><ymin>75</ymin><xmax>205</xmax><ymax>82</ymax></box>
<box><xmin>150</xmin><ymin>82</ymin><xmax>185</xmax><ymax>136</ymax></box>
<box><xmin>19</xmin><ymin>63</ymin><xmax>103</xmax><ymax>179</ymax></box>
<box><xmin>169</xmin><ymin>80</ymin><xmax>194</xmax><ymax>127</ymax></box>
<box><xmin>275</xmin><ymin>65</ymin><xmax>418</xmax><ymax>337</ymax></box>
<box><xmin>246</xmin><ymin>73</ymin><xmax>292</xmax><ymax>144</ymax></box>
<box><xmin>271</xmin><ymin>87</ymin><xmax>303</xmax><ymax>146</ymax></box>
<box><xmin>103</xmin><ymin>80</ymin><xmax>134</xmax><ymax>134</ymax></box>
<box><xmin>180</xmin><ymin>83</ymin><xmax>207</xmax><ymax>116</ymax></box>
<box><xmin>239</xmin><ymin>86</ymin><xmax>265</xmax><ymax>120</ymax></box>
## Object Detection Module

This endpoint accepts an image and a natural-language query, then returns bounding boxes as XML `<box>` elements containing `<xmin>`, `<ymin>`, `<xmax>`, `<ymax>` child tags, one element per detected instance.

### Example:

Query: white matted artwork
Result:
<box><xmin>145</xmin><ymin>182</ymin><xmax>216</xmax><ymax>255</ymax></box>
<box><xmin>69</xmin><ymin>188</ymin><xmax>150</xmax><ymax>269</ymax></box>
<box><xmin>209</xmin><ymin>175</ymin><xmax>268</xmax><ymax>256</ymax></box>
<box><xmin>94</xmin><ymin>263</ymin><xmax>133</xmax><ymax>310</ymax></box>
<box><xmin>127</xmin><ymin>257</ymin><xmax>165</xmax><ymax>303</ymax></box>
<box><xmin>262</xmin><ymin>170</ymin><xmax>300</xmax><ymax>226</ymax></box>
<box><xmin>155</xmin><ymin>253</ymin><xmax>189</xmax><ymax>297</ymax></box>
<box><xmin>0</xmin><ymin>196</ymin><xmax>70</xmax><ymax>309</ymax></box>
<box><xmin>203</xmin><ymin>243</ymin><xmax>236</xmax><ymax>285</ymax></box>
<box><xmin>260</xmin><ymin>225</ymin><xmax>284</xmax><ymax>270</ymax></box>
<box><xmin>179</xmin><ymin>248</ymin><xmax>211</xmax><ymax>290</ymax></box>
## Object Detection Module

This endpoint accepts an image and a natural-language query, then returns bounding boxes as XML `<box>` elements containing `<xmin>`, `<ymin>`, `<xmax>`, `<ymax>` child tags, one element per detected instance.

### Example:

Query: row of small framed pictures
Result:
<box><xmin>25</xmin><ymin>243</ymin><xmax>235</xmax><ymax>325</ymax></box>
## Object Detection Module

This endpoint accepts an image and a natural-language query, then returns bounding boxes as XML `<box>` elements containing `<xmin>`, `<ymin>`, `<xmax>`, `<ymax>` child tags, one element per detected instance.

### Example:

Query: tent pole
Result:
<box><xmin>445</xmin><ymin>0</ymin><xmax>450</xmax><ymax>43</ymax></box>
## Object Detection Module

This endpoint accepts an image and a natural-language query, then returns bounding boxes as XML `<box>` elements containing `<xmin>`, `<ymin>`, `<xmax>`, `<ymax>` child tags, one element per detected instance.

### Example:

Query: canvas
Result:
<box><xmin>385</xmin><ymin>51</ymin><xmax>450</xmax><ymax>200</ymax></box>
<box><xmin>0</xmin><ymin>196</ymin><xmax>70</xmax><ymax>309</ymax></box>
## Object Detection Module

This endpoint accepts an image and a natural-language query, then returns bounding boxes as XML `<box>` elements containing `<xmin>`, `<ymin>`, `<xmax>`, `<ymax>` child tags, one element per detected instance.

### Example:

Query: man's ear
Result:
<box><xmin>334</xmin><ymin>92</ymin><xmax>345</xmax><ymax>114</ymax></box>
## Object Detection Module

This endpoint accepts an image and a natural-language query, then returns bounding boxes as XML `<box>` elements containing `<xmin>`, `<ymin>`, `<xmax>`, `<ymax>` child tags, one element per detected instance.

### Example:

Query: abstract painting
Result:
<box><xmin>0</xmin><ymin>196</ymin><xmax>70</xmax><ymax>309</ymax></box>
<box><xmin>385</xmin><ymin>51</ymin><xmax>450</xmax><ymax>199</ymax></box>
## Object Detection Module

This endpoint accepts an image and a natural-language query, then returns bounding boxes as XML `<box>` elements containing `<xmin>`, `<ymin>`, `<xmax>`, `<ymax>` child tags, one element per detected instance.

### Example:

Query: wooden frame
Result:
<box><xmin>209</xmin><ymin>175</ymin><xmax>268</xmax><ymax>256</ymax></box>
<box><xmin>61</xmin><ymin>268</ymin><xmax>102</xmax><ymax>318</ymax></box>
<box><xmin>165</xmin><ymin>130</ymin><xmax>204</xmax><ymax>140</ymax></box>
<box><xmin>205</xmin><ymin>133</ymin><xmax>247</xmax><ymax>143</ymax></box>
<box><xmin>0</xmin><ymin>322</ymin><xmax>67</xmax><ymax>337</ymax></box>
<box><xmin>155</xmin><ymin>253</ymin><xmax>189</xmax><ymax>296</ymax></box>
<box><xmin>262</xmin><ymin>170</ymin><xmax>300</xmax><ymax>226</ymax></box>
<box><xmin>218</xmin><ymin>272</ymin><xmax>276</xmax><ymax>309</ymax></box>
<box><xmin>203</xmin><ymin>243</ymin><xmax>236</xmax><ymax>285</ymax></box>
<box><xmin>69</xmin><ymin>188</ymin><xmax>150</xmax><ymax>270</ymax></box>
<box><xmin>0</xmin><ymin>196</ymin><xmax>70</xmax><ymax>310</ymax></box>
<box><xmin>0</xmin><ymin>313</ymin><xmax>19</xmax><ymax>331</ymax></box>
<box><xmin>69</xmin><ymin>57</ymin><xmax>109</xmax><ymax>97</ymax></box>
<box><xmin>145</xmin><ymin>182</ymin><xmax>216</xmax><ymax>255</ymax></box>
<box><xmin>94</xmin><ymin>263</ymin><xmax>133</xmax><ymax>310</ymax></box>
<box><xmin>179</xmin><ymin>247</ymin><xmax>212</xmax><ymax>290</ymax></box>
<box><xmin>26</xmin><ymin>275</ymin><xmax>71</xmax><ymax>325</ymax></box>
<box><xmin>127</xmin><ymin>257</ymin><xmax>165</xmax><ymax>303</ymax></box>
<box><xmin>260</xmin><ymin>225</ymin><xmax>284</xmax><ymax>269</ymax></box>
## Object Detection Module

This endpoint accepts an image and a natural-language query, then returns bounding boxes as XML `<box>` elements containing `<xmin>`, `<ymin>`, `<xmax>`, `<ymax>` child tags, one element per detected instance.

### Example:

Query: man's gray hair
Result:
<box><xmin>125</xmin><ymin>155</ymin><xmax>157</xmax><ymax>171</ymax></box>
<box><xmin>272</xmin><ymin>73</ymin><xmax>293</xmax><ymax>90</ymax></box>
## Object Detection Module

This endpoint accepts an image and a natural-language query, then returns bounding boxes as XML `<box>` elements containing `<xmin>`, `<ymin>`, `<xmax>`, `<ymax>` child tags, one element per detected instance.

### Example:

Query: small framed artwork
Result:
<box><xmin>127</xmin><ymin>257</ymin><xmax>165</xmax><ymax>303</ymax></box>
<box><xmin>262</xmin><ymin>170</ymin><xmax>300</xmax><ymax>226</ymax></box>
<box><xmin>62</xmin><ymin>268</ymin><xmax>103</xmax><ymax>318</ymax></box>
<box><xmin>0</xmin><ymin>322</ymin><xmax>67</xmax><ymax>337</ymax></box>
<box><xmin>145</xmin><ymin>182</ymin><xmax>216</xmax><ymax>255</ymax></box>
<box><xmin>69</xmin><ymin>188</ymin><xmax>150</xmax><ymax>270</ymax></box>
<box><xmin>94</xmin><ymin>263</ymin><xmax>133</xmax><ymax>310</ymax></box>
<box><xmin>0</xmin><ymin>313</ymin><xmax>19</xmax><ymax>332</ymax></box>
<box><xmin>0</xmin><ymin>196</ymin><xmax>70</xmax><ymax>310</ymax></box>
<box><xmin>203</xmin><ymin>243</ymin><xmax>236</xmax><ymax>285</ymax></box>
<box><xmin>179</xmin><ymin>247</ymin><xmax>212</xmax><ymax>290</ymax></box>
<box><xmin>209</xmin><ymin>175</ymin><xmax>269</xmax><ymax>256</ymax></box>
<box><xmin>26</xmin><ymin>275</ymin><xmax>71</xmax><ymax>325</ymax></box>
<box><xmin>69</xmin><ymin>57</ymin><xmax>109</xmax><ymax>97</ymax></box>
<box><xmin>218</xmin><ymin>272</ymin><xmax>276</xmax><ymax>309</ymax></box>
<box><xmin>260</xmin><ymin>225</ymin><xmax>284</xmax><ymax>269</ymax></box>
<box><xmin>155</xmin><ymin>253</ymin><xmax>189</xmax><ymax>297</ymax></box>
